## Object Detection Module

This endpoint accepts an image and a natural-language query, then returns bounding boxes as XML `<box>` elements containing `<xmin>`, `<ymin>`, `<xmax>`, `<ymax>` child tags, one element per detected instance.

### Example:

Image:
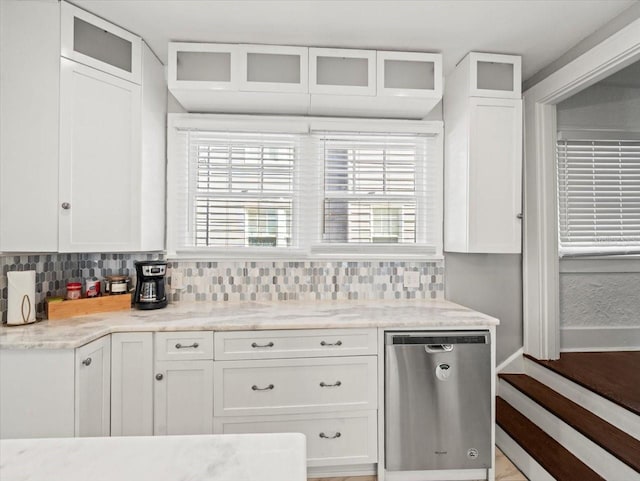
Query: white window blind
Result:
<box><xmin>175</xmin><ymin>130</ymin><xmax>297</xmax><ymax>251</ymax></box>
<box><xmin>556</xmin><ymin>137</ymin><xmax>640</xmax><ymax>256</ymax></box>
<box><xmin>316</xmin><ymin>131</ymin><xmax>438</xmax><ymax>250</ymax></box>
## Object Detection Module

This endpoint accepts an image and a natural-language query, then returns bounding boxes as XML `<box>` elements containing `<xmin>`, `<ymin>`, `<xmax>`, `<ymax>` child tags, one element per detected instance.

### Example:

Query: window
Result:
<box><xmin>317</xmin><ymin>130</ymin><xmax>439</xmax><ymax>251</ymax></box>
<box><xmin>556</xmin><ymin>134</ymin><xmax>640</xmax><ymax>256</ymax></box>
<box><xmin>167</xmin><ymin>115</ymin><xmax>443</xmax><ymax>259</ymax></box>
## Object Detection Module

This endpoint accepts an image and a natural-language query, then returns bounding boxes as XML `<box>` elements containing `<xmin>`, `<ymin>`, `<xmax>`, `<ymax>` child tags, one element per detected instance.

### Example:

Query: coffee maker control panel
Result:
<box><xmin>142</xmin><ymin>265</ymin><xmax>166</xmax><ymax>277</ymax></box>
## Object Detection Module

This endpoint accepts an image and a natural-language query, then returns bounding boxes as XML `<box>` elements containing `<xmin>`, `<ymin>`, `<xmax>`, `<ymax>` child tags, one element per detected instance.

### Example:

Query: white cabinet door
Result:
<box><xmin>468</xmin><ymin>97</ymin><xmax>523</xmax><ymax>253</ymax></box>
<box><xmin>59</xmin><ymin>58</ymin><xmax>141</xmax><ymax>252</ymax></box>
<box><xmin>75</xmin><ymin>336</ymin><xmax>111</xmax><ymax>437</ymax></box>
<box><xmin>153</xmin><ymin>360</ymin><xmax>214</xmax><ymax>435</ymax></box>
<box><xmin>111</xmin><ymin>333</ymin><xmax>153</xmax><ymax>436</ymax></box>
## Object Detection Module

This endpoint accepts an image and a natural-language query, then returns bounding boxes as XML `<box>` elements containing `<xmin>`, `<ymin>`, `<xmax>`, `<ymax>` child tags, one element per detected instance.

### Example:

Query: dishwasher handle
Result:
<box><xmin>425</xmin><ymin>344</ymin><xmax>453</xmax><ymax>353</ymax></box>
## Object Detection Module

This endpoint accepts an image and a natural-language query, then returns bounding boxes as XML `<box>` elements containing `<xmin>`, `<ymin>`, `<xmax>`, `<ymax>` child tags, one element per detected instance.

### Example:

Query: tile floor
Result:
<box><xmin>309</xmin><ymin>448</ymin><xmax>527</xmax><ymax>481</ymax></box>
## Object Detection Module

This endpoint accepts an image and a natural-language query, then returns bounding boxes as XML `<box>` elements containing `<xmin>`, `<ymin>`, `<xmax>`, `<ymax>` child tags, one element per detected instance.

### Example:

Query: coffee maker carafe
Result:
<box><xmin>134</xmin><ymin>261</ymin><xmax>167</xmax><ymax>310</ymax></box>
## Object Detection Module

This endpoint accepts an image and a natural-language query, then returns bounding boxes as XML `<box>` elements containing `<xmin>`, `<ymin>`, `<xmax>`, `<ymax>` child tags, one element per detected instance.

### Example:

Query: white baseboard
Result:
<box><xmin>524</xmin><ymin>357</ymin><xmax>640</xmax><ymax>440</ymax></box>
<box><xmin>496</xmin><ymin>347</ymin><xmax>524</xmax><ymax>373</ymax></box>
<box><xmin>495</xmin><ymin>426</ymin><xmax>555</xmax><ymax>481</ymax></box>
<box><xmin>499</xmin><ymin>380</ymin><xmax>639</xmax><ymax>481</ymax></box>
<box><xmin>561</xmin><ymin>325</ymin><xmax>640</xmax><ymax>351</ymax></box>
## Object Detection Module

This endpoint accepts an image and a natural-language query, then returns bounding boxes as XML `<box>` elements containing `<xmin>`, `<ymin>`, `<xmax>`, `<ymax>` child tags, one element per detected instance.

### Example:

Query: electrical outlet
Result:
<box><xmin>403</xmin><ymin>270</ymin><xmax>420</xmax><ymax>288</ymax></box>
<box><xmin>171</xmin><ymin>271</ymin><xmax>184</xmax><ymax>290</ymax></box>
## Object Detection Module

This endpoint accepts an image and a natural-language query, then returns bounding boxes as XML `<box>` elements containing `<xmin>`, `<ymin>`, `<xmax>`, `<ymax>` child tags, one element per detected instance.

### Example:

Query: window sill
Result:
<box><xmin>559</xmin><ymin>256</ymin><xmax>640</xmax><ymax>274</ymax></box>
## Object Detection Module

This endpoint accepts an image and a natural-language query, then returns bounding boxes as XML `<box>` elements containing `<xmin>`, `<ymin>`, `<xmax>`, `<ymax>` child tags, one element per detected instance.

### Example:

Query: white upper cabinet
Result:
<box><xmin>167</xmin><ymin>42</ymin><xmax>442</xmax><ymax>119</ymax></box>
<box><xmin>444</xmin><ymin>51</ymin><xmax>523</xmax><ymax>254</ymax></box>
<box><xmin>61</xmin><ymin>1</ymin><xmax>142</xmax><ymax>84</ymax></box>
<box><xmin>377</xmin><ymin>51</ymin><xmax>442</xmax><ymax>98</ymax></box>
<box><xmin>59</xmin><ymin>59</ymin><xmax>142</xmax><ymax>252</ymax></box>
<box><xmin>459</xmin><ymin>52</ymin><xmax>521</xmax><ymax>99</ymax></box>
<box><xmin>168</xmin><ymin>42</ymin><xmax>239</xmax><ymax>91</ymax></box>
<box><xmin>309</xmin><ymin>48</ymin><xmax>376</xmax><ymax>96</ymax></box>
<box><xmin>239</xmin><ymin>44</ymin><xmax>308</xmax><ymax>93</ymax></box>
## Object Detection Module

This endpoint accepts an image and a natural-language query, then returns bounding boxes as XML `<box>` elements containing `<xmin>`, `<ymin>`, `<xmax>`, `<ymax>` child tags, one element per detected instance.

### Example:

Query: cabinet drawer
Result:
<box><xmin>214</xmin><ymin>329</ymin><xmax>377</xmax><ymax>360</ymax></box>
<box><xmin>214</xmin><ymin>356</ymin><xmax>377</xmax><ymax>416</ymax></box>
<box><xmin>214</xmin><ymin>410</ymin><xmax>377</xmax><ymax>467</ymax></box>
<box><xmin>154</xmin><ymin>332</ymin><xmax>214</xmax><ymax>361</ymax></box>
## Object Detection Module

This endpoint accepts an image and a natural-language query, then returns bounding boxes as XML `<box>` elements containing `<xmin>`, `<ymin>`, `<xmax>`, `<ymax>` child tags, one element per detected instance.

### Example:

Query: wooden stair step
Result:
<box><xmin>500</xmin><ymin>373</ymin><xmax>640</xmax><ymax>472</ymax></box>
<box><xmin>496</xmin><ymin>396</ymin><xmax>605</xmax><ymax>481</ymax></box>
<box><xmin>524</xmin><ymin>352</ymin><xmax>640</xmax><ymax>416</ymax></box>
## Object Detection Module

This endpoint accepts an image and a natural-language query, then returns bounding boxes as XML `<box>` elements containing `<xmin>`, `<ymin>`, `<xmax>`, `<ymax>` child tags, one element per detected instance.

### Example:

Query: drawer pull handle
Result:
<box><xmin>319</xmin><ymin>381</ymin><xmax>342</xmax><ymax>388</ymax></box>
<box><xmin>320</xmin><ymin>340</ymin><xmax>342</xmax><ymax>347</ymax></box>
<box><xmin>175</xmin><ymin>342</ymin><xmax>199</xmax><ymax>349</ymax></box>
<box><xmin>82</xmin><ymin>357</ymin><xmax>92</xmax><ymax>366</ymax></box>
<box><xmin>252</xmin><ymin>384</ymin><xmax>274</xmax><ymax>391</ymax></box>
<box><xmin>251</xmin><ymin>342</ymin><xmax>274</xmax><ymax>348</ymax></box>
<box><xmin>319</xmin><ymin>432</ymin><xmax>341</xmax><ymax>439</ymax></box>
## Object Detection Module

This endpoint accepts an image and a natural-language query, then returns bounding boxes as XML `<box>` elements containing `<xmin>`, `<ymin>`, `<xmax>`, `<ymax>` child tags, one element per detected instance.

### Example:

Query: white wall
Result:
<box><xmin>556</xmin><ymin>74</ymin><xmax>640</xmax><ymax>347</ymax></box>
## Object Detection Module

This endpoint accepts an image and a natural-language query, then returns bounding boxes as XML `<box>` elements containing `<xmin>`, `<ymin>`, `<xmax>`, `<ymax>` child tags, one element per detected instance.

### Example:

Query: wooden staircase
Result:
<box><xmin>496</xmin><ymin>352</ymin><xmax>640</xmax><ymax>481</ymax></box>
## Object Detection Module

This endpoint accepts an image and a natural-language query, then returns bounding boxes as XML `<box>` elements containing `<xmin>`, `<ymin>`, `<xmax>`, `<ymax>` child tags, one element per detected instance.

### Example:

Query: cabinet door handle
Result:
<box><xmin>320</xmin><ymin>340</ymin><xmax>342</xmax><ymax>347</ymax></box>
<box><xmin>251</xmin><ymin>384</ymin><xmax>274</xmax><ymax>391</ymax></box>
<box><xmin>175</xmin><ymin>342</ymin><xmax>199</xmax><ymax>349</ymax></box>
<box><xmin>251</xmin><ymin>342</ymin><xmax>274</xmax><ymax>348</ymax></box>
<box><xmin>82</xmin><ymin>357</ymin><xmax>92</xmax><ymax>366</ymax></box>
<box><xmin>517</xmin><ymin>213</ymin><xmax>523</xmax><ymax>219</ymax></box>
<box><xmin>319</xmin><ymin>381</ymin><xmax>342</xmax><ymax>388</ymax></box>
<box><xmin>61</xmin><ymin>202</ymin><xmax>71</xmax><ymax>210</ymax></box>
<box><xmin>319</xmin><ymin>432</ymin><xmax>341</xmax><ymax>439</ymax></box>
<box><xmin>156</xmin><ymin>373</ymin><xmax>164</xmax><ymax>381</ymax></box>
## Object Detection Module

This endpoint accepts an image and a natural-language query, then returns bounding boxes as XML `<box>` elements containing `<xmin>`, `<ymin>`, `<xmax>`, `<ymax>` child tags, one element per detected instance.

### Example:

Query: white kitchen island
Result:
<box><xmin>0</xmin><ymin>433</ymin><xmax>307</xmax><ymax>481</ymax></box>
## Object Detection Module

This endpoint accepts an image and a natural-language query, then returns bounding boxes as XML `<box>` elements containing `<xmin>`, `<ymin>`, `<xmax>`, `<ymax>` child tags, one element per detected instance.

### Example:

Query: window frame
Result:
<box><xmin>167</xmin><ymin>114</ymin><xmax>443</xmax><ymax>260</ymax></box>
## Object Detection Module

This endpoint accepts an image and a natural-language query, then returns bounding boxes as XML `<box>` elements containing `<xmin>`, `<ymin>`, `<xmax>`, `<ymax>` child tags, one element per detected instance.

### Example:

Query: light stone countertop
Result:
<box><xmin>0</xmin><ymin>299</ymin><xmax>499</xmax><ymax>349</ymax></box>
<box><xmin>0</xmin><ymin>433</ymin><xmax>307</xmax><ymax>481</ymax></box>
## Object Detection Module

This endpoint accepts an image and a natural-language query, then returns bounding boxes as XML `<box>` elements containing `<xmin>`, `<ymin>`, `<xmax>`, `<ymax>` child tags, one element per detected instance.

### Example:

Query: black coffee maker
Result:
<box><xmin>134</xmin><ymin>261</ymin><xmax>168</xmax><ymax>310</ymax></box>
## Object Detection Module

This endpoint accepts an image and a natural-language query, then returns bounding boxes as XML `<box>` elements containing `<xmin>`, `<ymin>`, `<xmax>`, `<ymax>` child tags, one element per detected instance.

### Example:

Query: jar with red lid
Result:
<box><xmin>66</xmin><ymin>282</ymin><xmax>82</xmax><ymax>300</ymax></box>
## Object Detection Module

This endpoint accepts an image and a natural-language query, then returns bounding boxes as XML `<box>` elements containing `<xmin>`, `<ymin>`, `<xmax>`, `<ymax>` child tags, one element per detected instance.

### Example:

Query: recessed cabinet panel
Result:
<box><xmin>61</xmin><ymin>1</ymin><xmax>141</xmax><ymax>84</ymax></box>
<box><xmin>377</xmin><ymin>51</ymin><xmax>442</xmax><ymax>98</ymax></box>
<box><xmin>309</xmin><ymin>48</ymin><xmax>376</xmax><ymax>95</ymax></box>
<box><xmin>239</xmin><ymin>45</ymin><xmax>308</xmax><ymax>93</ymax></box>
<box><xmin>168</xmin><ymin>42</ymin><xmax>239</xmax><ymax>91</ymax></box>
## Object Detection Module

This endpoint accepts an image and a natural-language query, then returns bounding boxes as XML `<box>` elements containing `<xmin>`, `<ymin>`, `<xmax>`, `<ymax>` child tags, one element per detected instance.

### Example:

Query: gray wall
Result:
<box><xmin>445</xmin><ymin>253</ymin><xmax>522</xmax><ymax>365</ymax></box>
<box><xmin>556</xmin><ymin>69</ymin><xmax>640</xmax><ymax>331</ymax></box>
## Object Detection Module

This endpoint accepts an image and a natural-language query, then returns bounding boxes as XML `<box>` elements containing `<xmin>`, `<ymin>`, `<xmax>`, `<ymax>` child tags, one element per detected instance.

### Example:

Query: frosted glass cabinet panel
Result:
<box><xmin>468</xmin><ymin>52</ymin><xmax>521</xmax><ymax>98</ymax></box>
<box><xmin>377</xmin><ymin>51</ymin><xmax>443</xmax><ymax>98</ymax></box>
<box><xmin>61</xmin><ymin>1</ymin><xmax>141</xmax><ymax>84</ymax></box>
<box><xmin>239</xmin><ymin>45</ymin><xmax>308</xmax><ymax>93</ymax></box>
<box><xmin>309</xmin><ymin>48</ymin><xmax>376</xmax><ymax>95</ymax></box>
<box><xmin>168</xmin><ymin>43</ymin><xmax>239</xmax><ymax>90</ymax></box>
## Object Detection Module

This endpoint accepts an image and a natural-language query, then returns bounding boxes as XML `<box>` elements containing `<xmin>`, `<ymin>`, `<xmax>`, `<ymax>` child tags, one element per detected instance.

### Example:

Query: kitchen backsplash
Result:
<box><xmin>1</xmin><ymin>254</ymin><xmax>444</xmax><ymax>322</ymax></box>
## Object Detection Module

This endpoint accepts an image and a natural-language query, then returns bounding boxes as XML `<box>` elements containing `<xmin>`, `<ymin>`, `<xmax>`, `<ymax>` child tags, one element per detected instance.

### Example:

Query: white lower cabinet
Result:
<box><xmin>214</xmin><ymin>410</ymin><xmax>378</xmax><ymax>467</ymax></box>
<box><xmin>153</xmin><ymin>360</ymin><xmax>214</xmax><ymax>435</ymax></box>
<box><xmin>75</xmin><ymin>335</ymin><xmax>111</xmax><ymax>437</ymax></box>
<box><xmin>212</xmin><ymin>329</ymin><xmax>379</xmax><ymax>473</ymax></box>
<box><xmin>110</xmin><ymin>333</ymin><xmax>153</xmax><ymax>436</ymax></box>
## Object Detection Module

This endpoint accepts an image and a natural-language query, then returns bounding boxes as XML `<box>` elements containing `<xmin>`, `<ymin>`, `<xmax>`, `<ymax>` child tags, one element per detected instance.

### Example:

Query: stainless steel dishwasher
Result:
<box><xmin>385</xmin><ymin>331</ymin><xmax>491</xmax><ymax>472</ymax></box>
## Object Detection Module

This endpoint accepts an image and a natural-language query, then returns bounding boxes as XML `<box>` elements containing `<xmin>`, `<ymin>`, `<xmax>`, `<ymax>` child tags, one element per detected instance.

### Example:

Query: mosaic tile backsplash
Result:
<box><xmin>1</xmin><ymin>254</ymin><xmax>444</xmax><ymax>322</ymax></box>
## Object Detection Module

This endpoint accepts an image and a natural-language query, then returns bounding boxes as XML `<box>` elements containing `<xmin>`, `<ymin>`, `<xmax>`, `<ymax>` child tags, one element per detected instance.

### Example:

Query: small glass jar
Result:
<box><xmin>66</xmin><ymin>282</ymin><xmax>82</xmax><ymax>300</ymax></box>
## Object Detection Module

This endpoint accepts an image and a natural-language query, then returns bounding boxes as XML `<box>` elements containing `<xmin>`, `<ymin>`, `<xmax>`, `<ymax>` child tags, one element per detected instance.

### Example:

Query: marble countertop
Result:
<box><xmin>0</xmin><ymin>433</ymin><xmax>307</xmax><ymax>481</ymax></box>
<box><xmin>0</xmin><ymin>299</ymin><xmax>499</xmax><ymax>349</ymax></box>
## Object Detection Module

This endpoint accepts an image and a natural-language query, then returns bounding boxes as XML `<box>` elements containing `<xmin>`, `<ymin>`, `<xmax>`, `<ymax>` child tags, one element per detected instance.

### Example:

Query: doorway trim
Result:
<box><xmin>523</xmin><ymin>17</ymin><xmax>640</xmax><ymax>360</ymax></box>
